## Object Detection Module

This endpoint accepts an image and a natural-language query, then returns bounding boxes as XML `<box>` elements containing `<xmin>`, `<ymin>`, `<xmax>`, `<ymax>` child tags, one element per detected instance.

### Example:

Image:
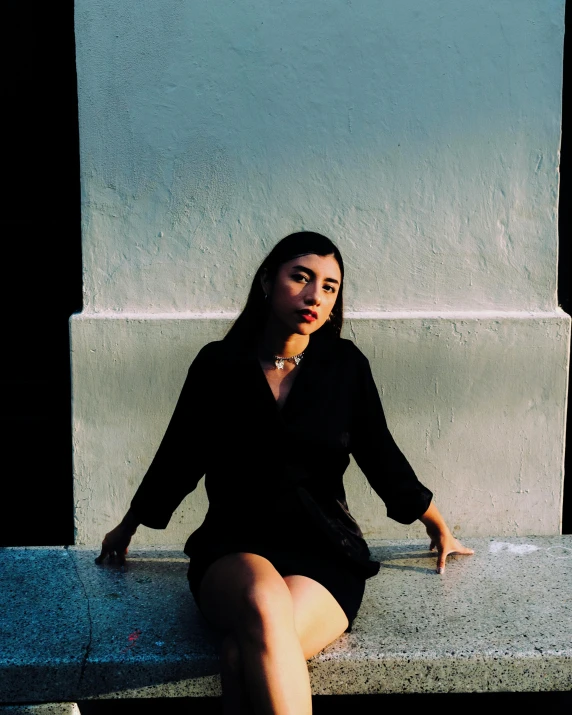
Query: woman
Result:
<box><xmin>96</xmin><ymin>232</ymin><xmax>473</xmax><ymax>714</ymax></box>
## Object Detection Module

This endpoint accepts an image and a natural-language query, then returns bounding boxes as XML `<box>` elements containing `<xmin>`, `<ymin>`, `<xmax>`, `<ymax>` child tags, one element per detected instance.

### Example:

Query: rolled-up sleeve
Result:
<box><xmin>129</xmin><ymin>344</ymin><xmax>212</xmax><ymax>529</ymax></box>
<box><xmin>349</xmin><ymin>350</ymin><xmax>433</xmax><ymax>524</ymax></box>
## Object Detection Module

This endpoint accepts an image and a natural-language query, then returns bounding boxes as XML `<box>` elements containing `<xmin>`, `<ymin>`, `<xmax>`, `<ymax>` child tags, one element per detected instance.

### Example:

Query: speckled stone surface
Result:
<box><xmin>0</xmin><ymin>705</ymin><xmax>80</xmax><ymax>714</ymax></box>
<box><xmin>310</xmin><ymin>536</ymin><xmax>572</xmax><ymax>694</ymax></box>
<box><xmin>1</xmin><ymin>537</ymin><xmax>570</xmax><ymax>701</ymax></box>
<box><xmin>0</xmin><ymin>548</ymin><xmax>88</xmax><ymax>702</ymax></box>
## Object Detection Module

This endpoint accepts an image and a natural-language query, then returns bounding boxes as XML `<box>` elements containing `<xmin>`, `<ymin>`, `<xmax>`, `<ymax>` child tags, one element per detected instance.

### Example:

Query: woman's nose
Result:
<box><xmin>304</xmin><ymin>284</ymin><xmax>321</xmax><ymax>305</ymax></box>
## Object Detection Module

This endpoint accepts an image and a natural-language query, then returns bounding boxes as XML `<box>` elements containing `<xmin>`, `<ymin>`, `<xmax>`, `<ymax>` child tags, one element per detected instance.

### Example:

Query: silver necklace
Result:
<box><xmin>273</xmin><ymin>351</ymin><xmax>305</xmax><ymax>370</ymax></box>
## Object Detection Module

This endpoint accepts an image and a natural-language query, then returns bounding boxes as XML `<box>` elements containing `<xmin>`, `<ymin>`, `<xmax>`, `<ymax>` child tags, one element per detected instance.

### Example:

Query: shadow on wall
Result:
<box><xmin>559</xmin><ymin>0</ymin><xmax>572</xmax><ymax>535</ymax></box>
<box><xmin>1</xmin><ymin>0</ymin><xmax>81</xmax><ymax>547</ymax></box>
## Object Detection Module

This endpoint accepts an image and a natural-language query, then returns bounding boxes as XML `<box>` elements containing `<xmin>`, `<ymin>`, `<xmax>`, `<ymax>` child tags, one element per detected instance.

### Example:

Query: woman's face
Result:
<box><xmin>262</xmin><ymin>253</ymin><xmax>342</xmax><ymax>336</ymax></box>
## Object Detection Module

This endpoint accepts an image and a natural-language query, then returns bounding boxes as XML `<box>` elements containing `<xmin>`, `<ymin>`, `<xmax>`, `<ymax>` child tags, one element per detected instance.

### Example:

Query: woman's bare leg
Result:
<box><xmin>219</xmin><ymin>632</ymin><xmax>252</xmax><ymax>714</ymax></box>
<box><xmin>282</xmin><ymin>575</ymin><xmax>350</xmax><ymax>660</ymax></box>
<box><xmin>198</xmin><ymin>552</ymin><xmax>313</xmax><ymax>715</ymax></box>
<box><xmin>216</xmin><ymin>581</ymin><xmax>349</xmax><ymax>713</ymax></box>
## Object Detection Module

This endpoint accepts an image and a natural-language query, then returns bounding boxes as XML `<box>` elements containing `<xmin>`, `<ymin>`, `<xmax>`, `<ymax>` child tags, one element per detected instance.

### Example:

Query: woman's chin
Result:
<box><xmin>295</xmin><ymin>321</ymin><xmax>325</xmax><ymax>336</ymax></box>
<box><xmin>269</xmin><ymin>313</ymin><xmax>325</xmax><ymax>338</ymax></box>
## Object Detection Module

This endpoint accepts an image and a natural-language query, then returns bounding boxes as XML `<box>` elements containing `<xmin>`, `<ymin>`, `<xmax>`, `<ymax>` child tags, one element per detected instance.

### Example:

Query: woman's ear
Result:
<box><xmin>260</xmin><ymin>269</ymin><xmax>271</xmax><ymax>298</ymax></box>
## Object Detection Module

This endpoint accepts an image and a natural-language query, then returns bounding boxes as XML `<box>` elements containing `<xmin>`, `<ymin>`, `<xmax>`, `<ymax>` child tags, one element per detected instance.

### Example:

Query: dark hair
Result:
<box><xmin>225</xmin><ymin>231</ymin><xmax>344</xmax><ymax>344</ymax></box>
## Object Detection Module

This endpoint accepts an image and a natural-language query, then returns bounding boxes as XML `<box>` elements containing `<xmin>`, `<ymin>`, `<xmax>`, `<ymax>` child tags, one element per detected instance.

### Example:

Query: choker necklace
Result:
<box><xmin>273</xmin><ymin>351</ymin><xmax>305</xmax><ymax>370</ymax></box>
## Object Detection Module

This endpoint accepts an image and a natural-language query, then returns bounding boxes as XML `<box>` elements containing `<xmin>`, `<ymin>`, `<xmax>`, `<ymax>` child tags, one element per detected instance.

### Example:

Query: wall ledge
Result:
<box><xmin>71</xmin><ymin>309</ymin><xmax>570</xmax><ymax>322</ymax></box>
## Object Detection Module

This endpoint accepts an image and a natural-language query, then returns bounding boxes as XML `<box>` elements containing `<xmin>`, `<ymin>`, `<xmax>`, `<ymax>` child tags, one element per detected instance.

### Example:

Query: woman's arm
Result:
<box><xmin>419</xmin><ymin>500</ymin><xmax>474</xmax><ymax>574</ymax></box>
<box><xmin>95</xmin><ymin>508</ymin><xmax>140</xmax><ymax>567</ymax></box>
<box><xmin>95</xmin><ymin>344</ymin><xmax>216</xmax><ymax>566</ymax></box>
<box><xmin>350</xmin><ymin>349</ymin><xmax>433</xmax><ymax>524</ymax></box>
<box><xmin>349</xmin><ymin>347</ymin><xmax>474</xmax><ymax>572</ymax></box>
<box><xmin>127</xmin><ymin>346</ymin><xmax>214</xmax><ymax>529</ymax></box>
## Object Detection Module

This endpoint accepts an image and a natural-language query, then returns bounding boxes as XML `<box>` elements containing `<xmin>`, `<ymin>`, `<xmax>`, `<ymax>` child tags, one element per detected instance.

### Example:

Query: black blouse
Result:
<box><xmin>130</xmin><ymin>329</ymin><xmax>433</xmax><ymax>577</ymax></box>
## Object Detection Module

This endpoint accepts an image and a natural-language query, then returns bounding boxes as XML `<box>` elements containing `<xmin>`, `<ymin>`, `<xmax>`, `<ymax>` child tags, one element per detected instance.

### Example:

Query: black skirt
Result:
<box><xmin>187</xmin><ymin>543</ymin><xmax>366</xmax><ymax>631</ymax></box>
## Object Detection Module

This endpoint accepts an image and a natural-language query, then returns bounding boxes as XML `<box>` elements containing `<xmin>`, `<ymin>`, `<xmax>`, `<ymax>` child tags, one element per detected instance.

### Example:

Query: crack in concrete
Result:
<box><xmin>65</xmin><ymin>546</ymin><xmax>93</xmax><ymax>688</ymax></box>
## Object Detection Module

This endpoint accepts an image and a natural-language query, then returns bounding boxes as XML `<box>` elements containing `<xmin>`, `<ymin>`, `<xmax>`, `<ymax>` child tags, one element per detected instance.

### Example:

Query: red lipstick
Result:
<box><xmin>299</xmin><ymin>309</ymin><xmax>318</xmax><ymax>322</ymax></box>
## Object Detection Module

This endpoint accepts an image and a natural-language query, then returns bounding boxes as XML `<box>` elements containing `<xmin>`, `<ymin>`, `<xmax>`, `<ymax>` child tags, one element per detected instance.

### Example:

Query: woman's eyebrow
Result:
<box><xmin>291</xmin><ymin>265</ymin><xmax>340</xmax><ymax>284</ymax></box>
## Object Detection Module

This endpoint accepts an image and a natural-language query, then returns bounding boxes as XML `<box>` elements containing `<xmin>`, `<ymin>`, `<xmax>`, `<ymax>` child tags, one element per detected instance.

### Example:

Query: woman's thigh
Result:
<box><xmin>197</xmin><ymin>552</ymin><xmax>349</xmax><ymax>658</ymax></box>
<box><xmin>283</xmin><ymin>575</ymin><xmax>349</xmax><ymax>660</ymax></box>
<box><xmin>197</xmin><ymin>552</ymin><xmax>296</xmax><ymax>634</ymax></box>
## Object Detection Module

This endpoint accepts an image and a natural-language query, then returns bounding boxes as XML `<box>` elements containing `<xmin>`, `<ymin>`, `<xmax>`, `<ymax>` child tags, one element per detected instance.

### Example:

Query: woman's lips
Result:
<box><xmin>298</xmin><ymin>310</ymin><xmax>318</xmax><ymax>322</ymax></box>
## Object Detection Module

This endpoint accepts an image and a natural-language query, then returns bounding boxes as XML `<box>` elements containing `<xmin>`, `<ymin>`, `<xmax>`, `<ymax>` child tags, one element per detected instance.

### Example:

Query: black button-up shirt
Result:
<box><xmin>130</xmin><ymin>329</ymin><xmax>433</xmax><ymax>577</ymax></box>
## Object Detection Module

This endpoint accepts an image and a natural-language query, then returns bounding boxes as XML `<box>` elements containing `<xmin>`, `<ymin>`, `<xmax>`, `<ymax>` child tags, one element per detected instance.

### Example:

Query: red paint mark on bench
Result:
<box><xmin>121</xmin><ymin>628</ymin><xmax>142</xmax><ymax>653</ymax></box>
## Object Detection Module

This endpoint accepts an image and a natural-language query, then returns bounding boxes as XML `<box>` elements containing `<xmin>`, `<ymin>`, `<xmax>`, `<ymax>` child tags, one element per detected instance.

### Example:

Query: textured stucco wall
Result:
<box><xmin>76</xmin><ymin>0</ymin><xmax>563</xmax><ymax>314</ymax></box>
<box><xmin>71</xmin><ymin>314</ymin><xmax>569</xmax><ymax>545</ymax></box>
<box><xmin>72</xmin><ymin>0</ymin><xmax>569</xmax><ymax>545</ymax></box>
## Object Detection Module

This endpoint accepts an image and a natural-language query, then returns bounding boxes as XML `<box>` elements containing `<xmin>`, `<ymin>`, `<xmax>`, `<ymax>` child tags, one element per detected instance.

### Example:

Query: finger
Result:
<box><xmin>95</xmin><ymin>542</ymin><xmax>111</xmax><ymax>564</ymax></box>
<box><xmin>436</xmin><ymin>551</ymin><xmax>447</xmax><ymax>574</ymax></box>
<box><xmin>429</xmin><ymin>539</ymin><xmax>436</xmax><ymax>551</ymax></box>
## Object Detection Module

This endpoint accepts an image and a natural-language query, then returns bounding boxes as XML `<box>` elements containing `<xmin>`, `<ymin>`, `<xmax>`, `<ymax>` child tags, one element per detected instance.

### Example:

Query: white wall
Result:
<box><xmin>73</xmin><ymin>0</ymin><xmax>570</xmax><ymax>544</ymax></box>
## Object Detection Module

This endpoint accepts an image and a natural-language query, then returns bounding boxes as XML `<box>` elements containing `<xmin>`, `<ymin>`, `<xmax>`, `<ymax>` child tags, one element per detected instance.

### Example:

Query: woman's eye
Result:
<box><xmin>292</xmin><ymin>273</ymin><xmax>309</xmax><ymax>283</ymax></box>
<box><xmin>324</xmin><ymin>285</ymin><xmax>336</xmax><ymax>293</ymax></box>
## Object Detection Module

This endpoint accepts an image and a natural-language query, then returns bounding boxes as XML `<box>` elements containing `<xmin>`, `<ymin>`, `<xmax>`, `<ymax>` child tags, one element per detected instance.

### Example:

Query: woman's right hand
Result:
<box><xmin>95</xmin><ymin>510</ymin><xmax>139</xmax><ymax>567</ymax></box>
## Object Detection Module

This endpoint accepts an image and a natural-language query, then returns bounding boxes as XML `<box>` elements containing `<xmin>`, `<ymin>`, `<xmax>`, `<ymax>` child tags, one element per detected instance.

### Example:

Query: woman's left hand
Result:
<box><xmin>427</xmin><ymin>529</ymin><xmax>474</xmax><ymax>574</ymax></box>
<box><xmin>419</xmin><ymin>501</ymin><xmax>474</xmax><ymax>574</ymax></box>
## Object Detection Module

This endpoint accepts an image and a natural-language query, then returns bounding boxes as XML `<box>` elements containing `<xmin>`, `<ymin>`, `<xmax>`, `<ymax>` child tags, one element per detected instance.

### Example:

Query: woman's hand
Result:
<box><xmin>419</xmin><ymin>501</ymin><xmax>474</xmax><ymax>574</ymax></box>
<box><xmin>95</xmin><ymin>510</ymin><xmax>140</xmax><ymax>567</ymax></box>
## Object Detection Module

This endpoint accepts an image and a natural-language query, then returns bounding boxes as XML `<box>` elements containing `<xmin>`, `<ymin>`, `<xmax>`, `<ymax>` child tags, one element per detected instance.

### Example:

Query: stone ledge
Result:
<box><xmin>1</xmin><ymin>537</ymin><xmax>570</xmax><ymax>701</ymax></box>
<box><xmin>0</xmin><ymin>706</ymin><xmax>80</xmax><ymax>715</ymax></box>
<box><xmin>70</xmin><ymin>310</ymin><xmax>569</xmax><ymax>320</ymax></box>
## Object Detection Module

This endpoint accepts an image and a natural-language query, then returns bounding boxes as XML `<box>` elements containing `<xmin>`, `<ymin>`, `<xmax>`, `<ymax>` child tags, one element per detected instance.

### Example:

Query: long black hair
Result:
<box><xmin>225</xmin><ymin>231</ymin><xmax>344</xmax><ymax>344</ymax></box>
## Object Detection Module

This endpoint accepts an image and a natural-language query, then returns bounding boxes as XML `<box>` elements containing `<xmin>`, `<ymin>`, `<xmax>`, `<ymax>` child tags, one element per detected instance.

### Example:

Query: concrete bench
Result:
<box><xmin>1</xmin><ymin>536</ymin><xmax>571</xmax><ymax>710</ymax></box>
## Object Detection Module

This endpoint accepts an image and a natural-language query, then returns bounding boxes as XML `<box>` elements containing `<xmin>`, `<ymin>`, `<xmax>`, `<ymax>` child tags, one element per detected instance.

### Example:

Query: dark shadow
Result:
<box><xmin>0</xmin><ymin>0</ymin><xmax>81</xmax><ymax>547</ymax></box>
<box><xmin>379</xmin><ymin>561</ymin><xmax>437</xmax><ymax>575</ymax></box>
<box><xmin>76</xmin><ymin>691</ymin><xmax>572</xmax><ymax>714</ymax></box>
<box><xmin>560</xmin><ymin>1</ymin><xmax>572</xmax><ymax>535</ymax></box>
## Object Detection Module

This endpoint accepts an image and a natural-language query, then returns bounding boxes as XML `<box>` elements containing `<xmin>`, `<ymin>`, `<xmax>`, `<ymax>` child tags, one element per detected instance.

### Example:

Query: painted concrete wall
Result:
<box><xmin>76</xmin><ymin>0</ymin><xmax>563</xmax><ymax>314</ymax></box>
<box><xmin>72</xmin><ymin>313</ymin><xmax>569</xmax><ymax>545</ymax></box>
<box><xmin>73</xmin><ymin>0</ymin><xmax>569</xmax><ymax>545</ymax></box>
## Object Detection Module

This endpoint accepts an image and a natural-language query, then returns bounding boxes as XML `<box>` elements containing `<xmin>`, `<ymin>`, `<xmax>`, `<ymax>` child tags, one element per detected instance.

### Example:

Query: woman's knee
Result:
<box><xmin>199</xmin><ymin>553</ymin><xmax>296</xmax><ymax>639</ymax></box>
<box><xmin>238</xmin><ymin>578</ymin><xmax>295</xmax><ymax>642</ymax></box>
